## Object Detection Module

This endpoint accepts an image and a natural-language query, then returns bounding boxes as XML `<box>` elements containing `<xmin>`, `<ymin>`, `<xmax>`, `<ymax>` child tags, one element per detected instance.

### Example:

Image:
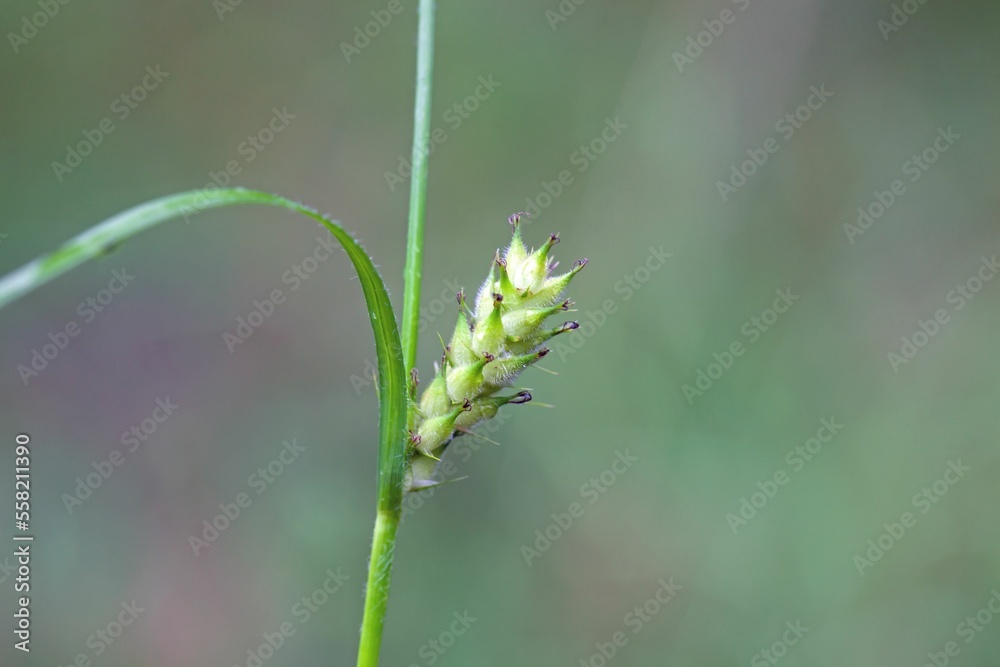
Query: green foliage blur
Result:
<box><xmin>1</xmin><ymin>1</ymin><xmax>999</xmax><ymax>665</ymax></box>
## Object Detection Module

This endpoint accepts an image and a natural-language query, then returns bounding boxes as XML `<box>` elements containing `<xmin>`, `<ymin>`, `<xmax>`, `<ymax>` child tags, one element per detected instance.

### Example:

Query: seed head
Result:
<box><xmin>404</xmin><ymin>215</ymin><xmax>586</xmax><ymax>492</ymax></box>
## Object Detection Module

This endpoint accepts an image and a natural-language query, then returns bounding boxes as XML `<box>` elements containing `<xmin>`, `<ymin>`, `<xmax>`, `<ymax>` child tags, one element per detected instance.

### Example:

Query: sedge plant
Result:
<box><xmin>0</xmin><ymin>1</ymin><xmax>586</xmax><ymax>664</ymax></box>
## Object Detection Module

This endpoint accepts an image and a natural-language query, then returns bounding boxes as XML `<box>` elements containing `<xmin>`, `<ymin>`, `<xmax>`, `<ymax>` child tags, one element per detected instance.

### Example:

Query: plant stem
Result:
<box><xmin>400</xmin><ymin>0</ymin><xmax>437</xmax><ymax>374</ymax></box>
<box><xmin>355</xmin><ymin>510</ymin><xmax>400</xmax><ymax>667</ymax></box>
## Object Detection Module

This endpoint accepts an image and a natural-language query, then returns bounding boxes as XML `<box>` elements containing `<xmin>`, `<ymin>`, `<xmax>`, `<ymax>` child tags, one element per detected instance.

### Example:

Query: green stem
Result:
<box><xmin>400</xmin><ymin>0</ymin><xmax>437</xmax><ymax>374</ymax></box>
<box><xmin>355</xmin><ymin>510</ymin><xmax>400</xmax><ymax>667</ymax></box>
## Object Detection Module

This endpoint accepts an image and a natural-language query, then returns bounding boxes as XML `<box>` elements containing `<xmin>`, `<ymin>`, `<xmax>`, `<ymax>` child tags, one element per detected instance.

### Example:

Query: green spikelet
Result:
<box><xmin>481</xmin><ymin>347</ymin><xmax>549</xmax><ymax>393</ymax></box>
<box><xmin>446</xmin><ymin>292</ymin><xmax>477</xmax><ymax>367</ymax></box>
<box><xmin>514</xmin><ymin>233</ymin><xmax>560</xmax><ymax>291</ymax></box>
<box><xmin>502</xmin><ymin>299</ymin><xmax>572</xmax><ymax>339</ymax></box>
<box><xmin>473</xmin><ymin>256</ymin><xmax>498</xmax><ymax>321</ymax></box>
<box><xmin>504</xmin><ymin>213</ymin><xmax>530</xmax><ymax>272</ymax></box>
<box><xmin>455</xmin><ymin>391</ymin><xmax>533</xmax><ymax>430</ymax></box>
<box><xmin>414</xmin><ymin>399</ymin><xmax>471</xmax><ymax>454</ymax></box>
<box><xmin>496</xmin><ymin>256</ymin><xmax>521</xmax><ymax>303</ymax></box>
<box><xmin>418</xmin><ymin>364</ymin><xmax>451</xmax><ymax>419</ymax></box>
<box><xmin>403</xmin><ymin>215</ymin><xmax>587</xmax><ymax>492</ymax></box>
<box><xmin>520</xmin><ymin>258</ymin><xmax>588</xmax><ymax>309</ymax></box>
<box><xmin>471</xmin><ymin>292</ymin><xmax>506</xmax><ymax>356</ymax></box>
<box><xmin>507</xmin><ymin>320</ymin><xmax>580</xmax><ymax>356</ymax></box>
<box><xmin>446</xmin><ymin>352</ymin><xmax>490</xmax><ymax>402</ymax></box>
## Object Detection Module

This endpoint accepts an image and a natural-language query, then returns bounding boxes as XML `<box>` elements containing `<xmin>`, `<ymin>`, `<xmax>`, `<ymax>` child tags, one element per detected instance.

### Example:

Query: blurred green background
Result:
<box><xmin>2</xmin><ymin>0</ymin><xmax>1000</xmax><ymax>665</ymax></box>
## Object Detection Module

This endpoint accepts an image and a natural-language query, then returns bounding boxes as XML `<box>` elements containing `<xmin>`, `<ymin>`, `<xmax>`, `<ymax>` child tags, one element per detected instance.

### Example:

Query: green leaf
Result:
<box><xmin>0</xmin><ymin>187</ymin><xmax>408</xmax><ymax>512</ymax></box>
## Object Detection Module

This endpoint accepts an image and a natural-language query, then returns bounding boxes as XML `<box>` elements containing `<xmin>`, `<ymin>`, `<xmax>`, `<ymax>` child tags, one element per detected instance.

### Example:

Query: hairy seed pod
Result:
<box><xmin>403</xmin><ymin>215</ymin><xmax>586</xmax><ymax>492</ymax></box>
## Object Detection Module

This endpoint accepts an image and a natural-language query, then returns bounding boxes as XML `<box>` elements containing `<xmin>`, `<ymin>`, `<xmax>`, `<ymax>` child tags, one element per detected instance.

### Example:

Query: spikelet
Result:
<box><xmin>404</xmin><ymin>213</ymin><xmax>587</xmax><ymax>492</ymax></box>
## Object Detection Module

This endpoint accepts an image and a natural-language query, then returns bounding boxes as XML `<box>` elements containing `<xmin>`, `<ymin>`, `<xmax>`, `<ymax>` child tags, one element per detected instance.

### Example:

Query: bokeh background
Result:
<box><xmin>2</xmin><ymin>0</ymin><xmax>1000</xmax><ymax>665</ymax></box>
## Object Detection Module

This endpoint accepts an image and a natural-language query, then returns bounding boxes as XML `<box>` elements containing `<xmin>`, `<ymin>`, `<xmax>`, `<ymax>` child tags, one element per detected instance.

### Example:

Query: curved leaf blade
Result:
<box><xmin>0</xmin><ymin>188</ymin><xmax>408</xmax><ymax>510</ymax></box>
